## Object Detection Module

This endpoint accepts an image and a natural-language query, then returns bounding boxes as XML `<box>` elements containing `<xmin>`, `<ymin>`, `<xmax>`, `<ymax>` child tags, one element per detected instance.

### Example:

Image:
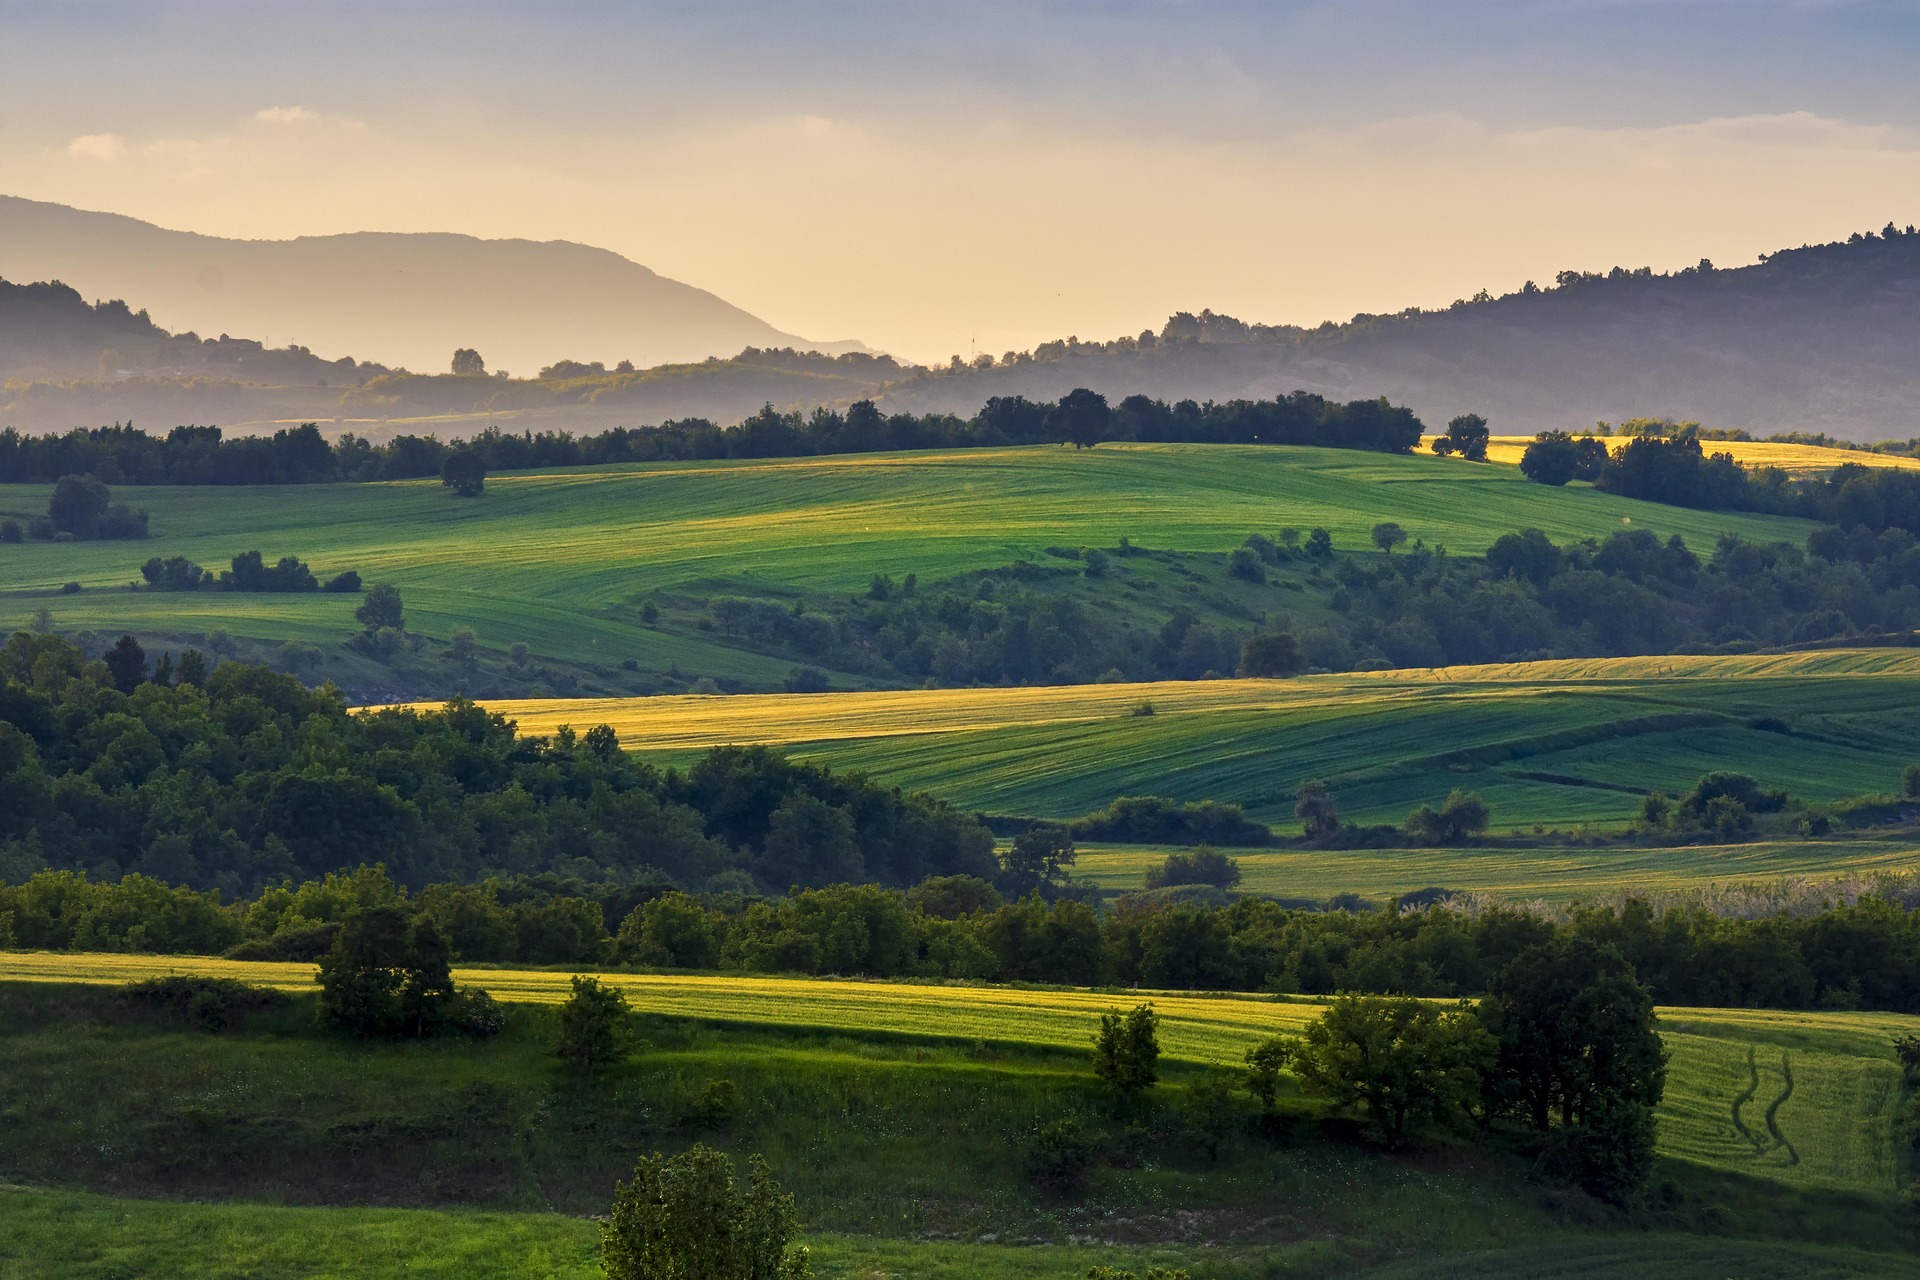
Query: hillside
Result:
<box><xmin>0</xmin><ymin>443</ymin><xmax>1809</xmax><ymax>701</ymax></box>
<box><xmin>0</xmin><ymin>195</ymin><xmax>862</xmax><ymax>375</ymax></box>
<box><xmin>880</xmin><ymin>226</ymin><xmax>1920</xmax><ymax>442</ymax></box>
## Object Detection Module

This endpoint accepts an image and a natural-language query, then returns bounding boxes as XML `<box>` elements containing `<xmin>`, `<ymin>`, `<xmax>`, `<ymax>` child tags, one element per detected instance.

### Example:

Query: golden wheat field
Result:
<box><xmin>1431</xmin><ymin>435</ymin><xmax>1920</xmax><ymax>474</ymax></box>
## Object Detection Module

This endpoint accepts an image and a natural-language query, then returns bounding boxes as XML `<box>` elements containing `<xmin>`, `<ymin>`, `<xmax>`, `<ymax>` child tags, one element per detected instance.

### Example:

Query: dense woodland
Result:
<box><xmin>0</xmin><ymin>634</ymin><xmax>992</xmax><ymax>895</ymax></box>
<box><xmin>0</xmin><ymin>390</ymin><xmax>1422</xmax><ymax>485</ymax></box>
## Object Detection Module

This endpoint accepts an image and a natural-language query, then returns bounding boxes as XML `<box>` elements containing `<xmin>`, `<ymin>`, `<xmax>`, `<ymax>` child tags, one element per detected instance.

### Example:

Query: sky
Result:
<box><xmin>5</xmin><ymin>0</ymin><xmax>1920</xmax><ymax>363</ymax></box>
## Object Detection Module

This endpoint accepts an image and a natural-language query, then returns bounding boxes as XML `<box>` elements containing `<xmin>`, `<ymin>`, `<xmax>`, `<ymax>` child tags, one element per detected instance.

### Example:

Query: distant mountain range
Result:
<box><xmin>0</xmin><ymin>195</ymin><xmax>864</xmax><ymax>374</ymax></box>
<box><xmin>2</xmin><ymin>198</ymin><xmax>1917</xmax><ymax>443</ymax></box>
<box><xmin>878</xmin><ymin>225</ymin><xmax>1920</xmax><ymax>442</ymax></box>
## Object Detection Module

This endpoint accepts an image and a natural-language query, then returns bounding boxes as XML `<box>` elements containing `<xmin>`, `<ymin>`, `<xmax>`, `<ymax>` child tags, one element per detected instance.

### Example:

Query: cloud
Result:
<box><xmin>253</xmin><ymin>105</ymin><xmax>319</xmax><ymax>126</ymax></box>
<box><xmin>66</xmin><ymin>132</ymin><xmax>128</xmax><ymax>161</ymax></box>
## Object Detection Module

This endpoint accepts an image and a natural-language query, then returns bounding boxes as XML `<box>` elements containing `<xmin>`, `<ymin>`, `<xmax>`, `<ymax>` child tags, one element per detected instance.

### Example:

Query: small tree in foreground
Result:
<box><xmin>1286</xmin><ymin>994</ymin><xmax>1494</xmax><ymax>1143</ymax></box>
<box><xmin>602</xmin><ymin>1144</ymin><xmax>810</xmax><ymax>1280</ymax></box>
<box><xmin>1093</xmin><ymin>1002</ymin><xmax>1160</xmax><ymax>1110</ymax></box>
<box><xmin>555</xmin><ymin>974</ymin><xmax>632</xmax><ymax>1073</ymax></box>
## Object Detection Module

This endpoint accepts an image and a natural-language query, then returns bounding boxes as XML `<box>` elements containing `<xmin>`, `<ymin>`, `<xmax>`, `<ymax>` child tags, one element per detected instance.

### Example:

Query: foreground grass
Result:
<box><xmin>484</xmin><ymin>649</ymin><xmax>1920</xmax><ymax>832</ymax></box>
<box><xmin>2</xmin><ymin>960</ymin><xmax>1914</xmax><ymax>1199</ymax></box>
<box><xmin>0</xmin><ymin>443</ymin><xmax>1807</xmax><ymax>676</ymax></box>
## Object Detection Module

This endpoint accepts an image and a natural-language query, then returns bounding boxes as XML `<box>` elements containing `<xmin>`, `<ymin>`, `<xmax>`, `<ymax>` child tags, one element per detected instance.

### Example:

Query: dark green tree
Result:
<box><xmin>450</xmin><ymin>348</ymin><xmax>486</xmax><ymax>376</ymax></box>
<box><xmin>1304</xmin><ymin>527</ymin><xmax>1333</xmax><ymax>559</ymax></box>
<box><xmin>315</xmin><ymin>905</ymin><xmax>459</xmax><ymax>1038</ymax></box>
<box><xmin>1294</xmin><ymin>780</ymin><xmax>1340</xmax><ymax>840</ymax></box>
<box><xmin>1092</xmin><ymin>1002</ymin><xmax>1160</xmax><ymax>1108</ymax></box>
<box><xmin>1404</xmin><ymin>790</ymin><xmax>1489</xmax><ymax>845</ymax></box>
<box><xmin>1432</xmin><ymin>413</ymin><xmax>1491</xmax><ymax>461</ymax></box>
<box><xmin>103</xmin><ymin>634</ymin><xmax>146</xmax><ymax>693</ymax></box>
<box><xmin>1285</xmin><ymin>994</ymin><xmax>1494</xmax><ymax>1142</ymax></box>
<box><xmin>355</xmin><ymin>583</ymin><xmax>404</xmax><ymax>632</ymax></box>
<box><xmin>1049</xmin><ymin>387</ymin><xmax>1112</xmax><ymax>449</ymax></box>
<box><xmin>1370</xmin><ymin>522</ymin><xmax>1408</xmax><ymax>554</ymax></box>
<box><xmin>441</xmin><ymin>450</ymin><xmax>486</xmax><ymax>497</ymax></box>
<box><xmin>554</xmin><ymin>973</ymin><xmax>632</xmax><ymax>1073</ymax></box>
<box><xmin>999</xmin><ymin>822</ymin><xmax>1076</xmax><ymax>896</ymax></box>
<box><xmin>1238</xmin><ymin>631</ymin><xmax>1303</xmax><ymax>678</ymax></box>
<box><xmin>1519</xmin><ymin>431</ymin><xmax>1580</xmax><ymax>486</ymax></box>
<box><xmin>48</xmin><ymin>474</ymin><xmax>111</xmax><ymax>538</ymax></box>
<box><xmin>602</xmin><ymin>1145</ymin><xmax>810</xmax><ymax>1280</ymax></box>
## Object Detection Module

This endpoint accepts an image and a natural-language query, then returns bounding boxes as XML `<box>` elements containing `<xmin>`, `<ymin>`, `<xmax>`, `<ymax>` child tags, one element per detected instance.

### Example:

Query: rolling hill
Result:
<box><xmin>879</xmin><ymin>227</ymin><xmax>1920</xmax><ymax>442</ymax></box>
<box><xmin>0</xmin><ymin>195</ymin><xmax>863</xmax><ymax>375</ymax></box>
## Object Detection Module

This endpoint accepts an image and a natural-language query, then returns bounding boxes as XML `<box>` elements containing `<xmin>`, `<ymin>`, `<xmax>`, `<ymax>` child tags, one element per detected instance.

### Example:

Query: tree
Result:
<box><xmin>1092</xmin><ymin>1002</ymin><xmax>1160</xmax><ymax>1108</ymax></box>
<box><xmin>602</xmin><ymin>1145</ymin><xmax>810</xmax><ymax>1280</ymax></box>
<box><xmin>450</xmin><ymin>348</ymin><xmax>486</xmax><ymax>376</ymax></box>
<box><xmin>1370</xmin><ymin>522</ymin><xmax>1408</xmax><ymax>555</ymax></box>
<box><xmin>1905</xmin><ymin>764</ymin><xmax>1920</xmax><ymax>799</ymax></box>
<box><xmin>1519</xmin><ymin>432</ymin><xmax>1579</xmax><ymax>486</ymax></box>
<box><xmin>48</xmin><ymin>474</ymin><xmax>111</xmax><ymax>538</ymax></box>
<box><xmin>1145</xmin><ymin>847</ymin><xmax>1241</xmax><ymax>890</ymax></box>
<box><xmin>762</xmin><ymin>792</ymin><xmax>863</xmax><ymax>888</ymax></box>
<box><xmin>1000</xmin><ymin>822</ymin><xmax>1075</xmax><ymax>896</ymax></box>
<box><xmin>441</xmin><ymin>450</ymin><xmax>486</xmax><ymax>498</ymax></box>
<box><xmin>554</xmin><ymin>974</ymin><xmax>632</xmax><ymax>1073</ymax></box>
<box><xmin>1432</xmin><ymin>414</ymin><xmax>1491</xmax><ymax>461</ymax></box>
<box><xmin>1285</xmin><ymin>994</ymin><xmax>1494</xmax><ymax>1142</ymax></box>
<box><xmin>616</xmin><ymin>892</ymin><xmax>719</xmax><ymax>969</ymax></box>
<box><xmin>1480</xmin><ymin>937</ymin><xmax>1666</xmax><ymax>1204</ymax></box>
<box><xmin>1238</xmin><ymin>631</ymin><xmax>1303</xmax><ymax>678</ymax></box>
<box><xmin>103</xmin><ymin>634</ymin><xmax>146</xmax><ymax>693</ymax></box>
<box><xmin>1404</xmin><ymin>790</ymin><xmax>1489</xmax><ymax>845</ymax></box>
<box><xmin>1049</xmin><ymin>388</ymin><xmax>1112</xmax><ymax>449</ymax></box>
<box><xmin>447</xmin><ymin>627</ymin><xmax>477</xmax><ymax>663</ymax></box>
<box><xmin>176</xmin><ymin>648</ymin><xmax>209</xmax><ymax>685</ymax></box>
<box><xmin>1304</xmin><ymin>527</ymin><xmax>1333</xmax><ymax>560</ymax></box>
<box><xmin>356</xmin><ymin>583</ymin><xmax>404</xmax><ymax>632</ymax></box>
<box><xmin>316</xmin><ymin>905</ymin><xmax>459</xmax><ymax>1038</ymax></box>
<box><xmin>1294</xmin><ymin>780</ymin><xmax>1340</xmax><ymax>840</ymax></box>
<box><xmin>1244</xmin><ymin>1036</ymin><xmax>1290</xmax><ymax>1117</ymax></box>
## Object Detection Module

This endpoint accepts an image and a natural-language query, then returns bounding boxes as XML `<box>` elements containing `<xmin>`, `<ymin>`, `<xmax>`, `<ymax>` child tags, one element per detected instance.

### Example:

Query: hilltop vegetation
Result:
<box><xmin>0</xmin><ymin>443</ymin><xmax>1813</xmax><ymax>700</ymax></box>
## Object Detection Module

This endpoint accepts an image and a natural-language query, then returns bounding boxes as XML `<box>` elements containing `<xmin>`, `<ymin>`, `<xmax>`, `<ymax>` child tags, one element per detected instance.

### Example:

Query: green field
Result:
<box><xmin>0</xmin><ymin>443</ymin><xmax>1810</xmax><ymax>688</ymax></box>
<box><xmin>1</xmin><ymin>959</ymin><xmax>1917</xmax><ymax>1278</ymax></box>
<box><xmin>482</xmin><ymin>650</ymin><xmax>1920</xmax><ymax>834</ymax></box>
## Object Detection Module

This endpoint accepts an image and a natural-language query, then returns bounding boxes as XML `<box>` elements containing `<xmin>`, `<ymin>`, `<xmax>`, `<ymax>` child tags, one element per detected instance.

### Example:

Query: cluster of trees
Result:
<box><xmin>1523</xmin><ymin>426</ymin><xmax>1920</xmax><ymax>542</ymax></box>
<box><xmin>1312</xmin><ymin>523</ymin><xmax>1920</xmax><ymax>669</ymax></box>
<box><xmin>699</xmin><ymin>545</ymin><xmax>1316</xmax><ymax>687</ymax></box>
<box><xmin>0</xmin><ymin>389</ymin><xmax>1424</xmax><ymax>489</ymax></box>
<box><xmin>0</xmin><ymin>473</ymin><xmax>147</xmax><ymax>543</ymax></box>
<box><xmin>17</xmin><ymin>861</ymin><xmax>1920</xmax><ymax>1017</ymax></box>
<box><xmin>139</xmin><ymin>550</ymin><xmax>361</xmax><ymax>594</ymax></box>
<box><xmin>1068</xmin><ymin>795</ymin><xmax>1272</xmax><ymax>846</ymax></box>
<box><xmin>0</xmin><ymin>636</ymin><xmax>992</xmax><ymax>894</ymax></box>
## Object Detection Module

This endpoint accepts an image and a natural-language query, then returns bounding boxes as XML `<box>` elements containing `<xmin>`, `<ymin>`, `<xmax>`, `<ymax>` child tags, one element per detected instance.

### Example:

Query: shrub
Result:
<box><xmin>1092</xmin><ymin>1003</ymin><xmax>1160</xmax><ymax>1108</ymax></box>
<box><xmin>601</xmin><ymin>1145</ymin><xmax>810</xmax><ymax>1280</ymax></box>
<box><xmin>323</xmin><ymin>570</ymin><xmax>363</xmax><ymax>593</ymax></box>
<box><xmin>1404</xmin><ymin>790</ymin><xmax>1489</xmax><ymax>845</ymax></box>
<box><xmin>1238</xmin><ymin>630</ymin><xmax>1302</xmax><ymax>677</ymax></box>
<box><xmin>1145</xmin><ymin>847</ymin><xmax>1242</xmax><ymax>891</ymax></box>
<box><xmin>1295</xmin><ymin>780</ymin><xmax>1340</xmax><ymax>839</ymax></box>
<box><xmin>1228</xmin><ymin>547</ymin><xmax>1266</xmax><ymax>583</ymax></box>
<box><xmin>1025</xmin><ymin>1118</ymin><xmax>1096</xmax><ymax>1193</ymax></box>
<box><xmin>315</xmin><ymin>905</ymin><xmax>466</xmax><ymax>1038</ymax></box>
<box><xmin>1905</xmin><ymin>764</ymin><xmax>1920</xmax><ymax>799</ymax></box>
<box><xmin>784</xmin><ymin>665</ymin><xmax>830</xmax><ymax>693</ymax></box>
<box><xmin>1083</xmin><ymin>547</ymin><xmax>1110</xmax><ymax>578</ymax></box>
<box><xmin>114</xmin><ymin>976</ymin><xmax>289</xmax><ymax>1032</ymax></box>
<box><xmin>0</xmin><ymin>518</ymin><xmax>19</xmax><ymax>543</ymax></box>
<box><xmin>1087</xmin><ymin>1269</ymin><xmax>1189</xmax><ymax>1280</ymax></box>
<box><xmin>688</xmin><ymin>1078</ymin><xmax>741</xmax><ymax>1130</ymax></box>
<box><xmin>555</xmin><ymin>973</ymin><xmax>631</xmax><ymax>1073</ymax></box>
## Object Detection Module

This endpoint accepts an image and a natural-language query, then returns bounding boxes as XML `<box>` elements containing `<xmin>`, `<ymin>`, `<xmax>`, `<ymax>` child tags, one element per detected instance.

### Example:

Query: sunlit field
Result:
<box><xmin>1434</xmin><ymin>434</ymin><xmax>1920</xmax><ymax>475</ymax></box>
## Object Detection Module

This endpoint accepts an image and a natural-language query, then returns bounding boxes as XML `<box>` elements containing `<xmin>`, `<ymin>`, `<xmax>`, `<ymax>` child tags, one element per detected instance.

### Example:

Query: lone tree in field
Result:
<box><xmin>355</xmin><ymin>583</ymin><xmax>404</xmax><ymax>632</ymax></box>
<box><xmin>441</xmin><ymin>450</ymin><xmax>486</xmax><ymax>497</ymax></box>
<box><xmin>1430</xmin><ymin>413</ymin><xmax>1491</xmax><ymax>461</ymax></box>
<box><xmin>555</xmin><ymin>974</ymin><xmax>631</xmax><ymax>1073</ymax></box>
<box><xmin>1092</xmin><ymin>1002</ymin><xmax>1160</xmax><ymax>1110</ymax></box>
<box><xmin>450</xmin><ymin>347</ymin><xmax>486</xmax><ymax>376</ymax></box>
<box><xmin>1294</xmin><ymin>780</ymin><xmax>1340</xmax><ymax>840</ymax></box>
<box><xmin>1370</xmin><ymin>522</ymin><xmax>1408</xmax><ymax>555</ymax></box>
<box><xmin>602</xmin><ymin>1145</ymin><xmax>811</xmax><ymax>1280</ymax></box>
<box><xmin>317</xmin><ymin>905</ymin><xmax>457</xmax><ymax>1038</ymax></box>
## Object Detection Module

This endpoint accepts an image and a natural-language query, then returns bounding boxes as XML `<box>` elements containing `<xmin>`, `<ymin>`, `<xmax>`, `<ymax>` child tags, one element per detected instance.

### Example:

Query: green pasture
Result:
<box><xmin>0</xmin><ymin>443</ymin><xmax>1809</xmax><ymax>679</ymax></box>
<box><xmin>1073</xmin><ymin>833</ymin><xmax>1920</xmax><ymax>903</ymax></box>
<box><xmin>748</xmin><ymin>654</ymin><xmax>1920</xmax><ymax>831</ymax></box>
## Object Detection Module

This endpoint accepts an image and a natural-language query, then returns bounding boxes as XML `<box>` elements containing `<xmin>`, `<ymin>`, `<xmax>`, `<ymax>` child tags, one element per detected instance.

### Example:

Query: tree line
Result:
<box><xmin>13</xmin><ymin>860</ymin><xmax>1920</xmax><ymax>1018</ymax></box>
<box><xmin>0</xmin><ymin>634</ymin><xmax>991</xmax><ymax>894</ymax></box>
<box><xmin>0</xmin><ymin>389</ymin><xmax>1425</xmax><ymax>488</ymax></box>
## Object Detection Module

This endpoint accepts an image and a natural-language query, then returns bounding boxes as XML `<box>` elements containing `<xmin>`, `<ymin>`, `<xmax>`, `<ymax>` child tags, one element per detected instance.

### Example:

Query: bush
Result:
<box><xmin>688</xmin><ymin>1078</ymin><xmax>741</xmax><ymax>1130</ymax></box>
<box><xmin>1404</xmin><ymin>790</ymin><xmax>1489</xmax><ymax>845</ymax></box>
<box><xmin>1565</xmin><ymin>1097</ymin><xmax>1659</xmax><ymax>1206</ymax></box>
<box><xmin>1905</xmin><ymin>764</ymin><xmax>1920</xmax><ymax>799</ymax></box>
<box><xmin>1092</xmin><ymin>1002</ymin><xmax>1160</xmax><ymax>1108</ymax></box>
<box><xmin>1285</xmin><ymin>993</ymin><xmax>1494</xmax><ymax>1143</ymax></box>
<box><xmin>315</xmin><ymin>905</ymin><xmax>467</xmax><ymax>1038</ymax></box>
<box><xmin>555</xmin><ymin>973</ymin><xmax>631</xmax><ymax>1073</ymax></box>
<box><xmin>602</xmin><ymin>1145</ymin><xmax>810</xmax><ymax>1280</ymax></box>
<box><xmin>1025</xmin><ymin>1118</ymin><xmax>1096</xmax><ymax>1193</ymax></box>
<box><xmin>1228</xmin><ymin>547</ymin><xmax>1266</xmax><ymax>583</ymax></box>
<box><xmin>783</xmin><ymin>665</ymin><xmax>830</xmax><ymax>693</ymax></box>
<box><xmin>0</xmin><ymin>518</ymin><xmax>19</xmax><ymax>543</ymax></box>
<box><xmin>1145</xmin><ymin>847</ymin><xmax>1242</xmax><ymax>891</ymax></box>
<box><xmin>324</xmin><ymin>570</ymin><xmax>363</xmax><ymax>593</ymax></box>
<box><xmin>1238</xmin><ymin>630</ymin><xmax>1302</xmax><ymax>677</ymax></box>
<box><xmin>114</xmin><ymin>976</ymin><xmax>289</xmax><ymax>1032</ymax></box>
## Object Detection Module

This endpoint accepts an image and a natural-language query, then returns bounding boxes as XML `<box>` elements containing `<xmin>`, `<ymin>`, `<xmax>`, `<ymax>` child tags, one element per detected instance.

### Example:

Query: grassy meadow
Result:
<box><xmin>1</xmin><ymin>959</ymin><xmax>1917</xmax><ymax>1278</ymax></box>
<box><xmin>481</xmin><ymin>649</ymin><xmax>1920</xmax><ymax>834</ymax></box>
<box><xmin>0</xmin><ymin>443</ymin><xmax>1811</xmax><ymax>684</ymax></box>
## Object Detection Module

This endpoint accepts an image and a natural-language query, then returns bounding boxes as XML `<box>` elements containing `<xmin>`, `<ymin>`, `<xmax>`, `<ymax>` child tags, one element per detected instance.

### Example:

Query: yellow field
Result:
<box><xmin>1428</xmin><ymin>435</ymin><xmax>1920</xmax><ymax>475</ymax></box>
<box><xmin>402</xmin><ymin>648</ymin><xmax>1920</xmax><ymax>749</ymax></box>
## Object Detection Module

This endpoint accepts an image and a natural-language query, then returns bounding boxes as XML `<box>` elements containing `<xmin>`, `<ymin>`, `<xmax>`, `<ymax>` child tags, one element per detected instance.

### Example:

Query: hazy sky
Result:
<box><xmin>6</xmin><ymin>0</ymin><xmax>1920</xmax><ymax>361</ymax></box>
